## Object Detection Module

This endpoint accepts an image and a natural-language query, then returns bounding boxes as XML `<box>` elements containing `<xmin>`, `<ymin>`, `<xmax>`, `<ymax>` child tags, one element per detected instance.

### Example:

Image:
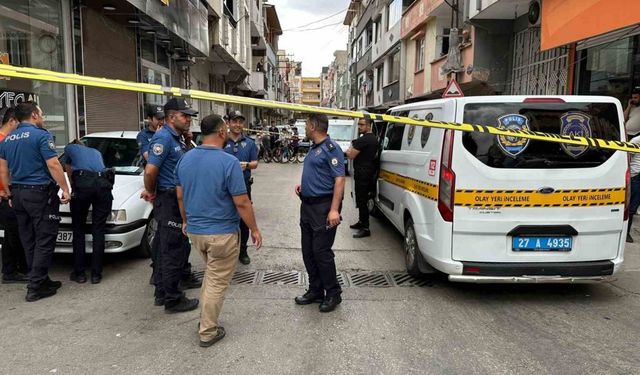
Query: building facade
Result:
<box><xmin>301</xmin><ymin>77</ymin><xmax>321</xmax><ymax>106</ymax></box>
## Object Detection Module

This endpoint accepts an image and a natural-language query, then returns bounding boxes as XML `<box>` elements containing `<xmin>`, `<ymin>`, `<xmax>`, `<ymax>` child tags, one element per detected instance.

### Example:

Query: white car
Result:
<box><xmin>56</xmin><ymin>131</ymin><xmax>155</xmax><ymax>257</ymax></box>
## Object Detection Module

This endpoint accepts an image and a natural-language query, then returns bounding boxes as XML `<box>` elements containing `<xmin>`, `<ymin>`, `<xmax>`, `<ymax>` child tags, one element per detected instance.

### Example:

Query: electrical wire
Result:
<box><xmin>284</xmin><ymin>7</ymin><xmax>349</xmax><ymax>31</ymax></box>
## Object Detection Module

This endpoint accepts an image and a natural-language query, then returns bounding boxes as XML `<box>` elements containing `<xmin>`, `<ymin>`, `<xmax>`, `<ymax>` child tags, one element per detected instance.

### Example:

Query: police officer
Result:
<box><xmin>224</xmin><ymin>110</ymin><xmax>258</xmax><ymax>265</ymax></box>
<box><xmin>0</xmin><ymin>107</ymin><xmax>28</xmax><ymax>284</ymax></box>
<box><xmin>269</xmin><ymin>120</ymin><xmax>279</xmax><ymax>146</ymax></box>
<box><xmin>64</xmin><ymin>139</ymin><xmax>114</xmax><ymax>284</ymax></box>
<box><xmin>0</xmin><ymin>101</ymin><xmax>71</xmax><ymax>302</ymax></box>
<box><xmin>141</xmin><ymin>98</ymin><xmax>199</xmax><ymax>313</ymax></box>
<box><xmin>137</xmin><ymin>105</ymin><xmax>164</xmax><ymax>164</ymax></box>
<box><xmin>346</xmin><ymin>118</ymin><xmax>378</xmax><ymax>238</ymax></box>
<box><xmin>294</xmin><ymin>113</ymin><xmax>345</xmax><ymax>313</ymax></box>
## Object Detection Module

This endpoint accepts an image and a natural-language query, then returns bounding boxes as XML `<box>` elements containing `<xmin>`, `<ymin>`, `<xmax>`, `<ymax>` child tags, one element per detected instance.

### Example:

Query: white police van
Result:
<box><xmin>367</xmin><ymin>96</ymin><xmax>628</xmax><ymax>283</ymax></box>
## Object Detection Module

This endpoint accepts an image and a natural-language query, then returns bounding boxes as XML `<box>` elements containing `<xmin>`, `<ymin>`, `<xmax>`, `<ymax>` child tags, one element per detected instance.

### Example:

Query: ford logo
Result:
<box><xmin>538</xmin><ymin>187</ymin><xmax>555</xmax><ymax>194</ymax></box>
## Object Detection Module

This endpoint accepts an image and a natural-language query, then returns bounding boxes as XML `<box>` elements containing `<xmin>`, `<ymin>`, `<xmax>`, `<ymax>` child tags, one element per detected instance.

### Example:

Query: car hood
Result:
<box><xmin>59</xmin><ymin>174</ymin><xmax>144</xmax><ymax>212</ymax></box>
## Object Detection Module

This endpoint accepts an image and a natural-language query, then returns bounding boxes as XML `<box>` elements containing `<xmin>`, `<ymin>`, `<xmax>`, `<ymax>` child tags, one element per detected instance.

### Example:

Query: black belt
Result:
<box><xmin>300</xmin><ymin>195</ymin><xmax>333</xmax><ymax>204</ymax></box>
<box><xmin>12</xmin><ymin>183</ymin><xmax>56</xmax><ymax>191</ymax></box>
<box><xmin>75</xmin><ymin>170</ymin><xmax>108</xmax><ymax>177</ymax></box>
<box><xmin>157</xmin><ymin>187</ymin><xmax>176</xmax><ymax>193</ymax></box>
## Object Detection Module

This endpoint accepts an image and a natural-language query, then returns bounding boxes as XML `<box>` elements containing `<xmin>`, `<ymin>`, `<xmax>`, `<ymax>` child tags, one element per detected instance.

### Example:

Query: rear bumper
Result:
<box><xmin>449</xmin><ymin>275</ymin><xmax>614</xmax><ymax>283</ymax></box>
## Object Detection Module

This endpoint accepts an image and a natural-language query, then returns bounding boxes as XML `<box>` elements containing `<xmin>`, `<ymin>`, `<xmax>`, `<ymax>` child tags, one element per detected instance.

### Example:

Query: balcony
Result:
<box><xmin>401</xmin><ymin>0</ymin><xmax>446</xmax><ymax>38</ymax></box>
<box><xmin>356</xmin><ymin>47</ymin><xmax>372</xmax><ymax>74</ymax></box>
<box><xmin>250</xmin><ymin>71</ymin><xmax>266</xmax><ymax>92</ymax></box>
<box><xmin>469</xmin><ymin>0</ymin><xmax>530</xmax><ymax>20</ymax></box>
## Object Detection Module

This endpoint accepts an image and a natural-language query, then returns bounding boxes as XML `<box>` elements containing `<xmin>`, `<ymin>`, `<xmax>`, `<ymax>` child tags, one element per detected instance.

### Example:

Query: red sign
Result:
<box><xmin>442</xmin><ymin>78</ymin><xmax>464</xmax><ymax>98</ymax></box>
<box><xmin>428</xmin><ymin>160</ymin><xmax>437</xmax><ymax>176</ymax></box>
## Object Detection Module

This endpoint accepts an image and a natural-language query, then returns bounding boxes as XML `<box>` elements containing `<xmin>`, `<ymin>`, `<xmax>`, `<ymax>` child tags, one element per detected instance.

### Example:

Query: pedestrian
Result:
<box><xmin>176</xmin><ymin>114</ymin><xmax>262</xmax><ymax>347</ymax></box>
<box><xmin>624</xmin><ymin>87</ymin><xmax>640</xmax><ymax>138</ymax></box>
<box><xmin>64</xmin><ymin>139</ymin><xmax>114</xmax><ymax>284</ymax></box>
<box><xmin>137</xmin><ymin>105</ymin><xmax>164</xmax><ymax>164</ymax></box>
<box><xmin>224</xmin><ymin>110</ymin><xmax>258</xmax><ymax>265</ymax></box>
<box><xmin>141</xmin><ymin>98</ymin><xmax>200</xmax><ymax>313</ymax></box>
<box><xmin>0</xmin><ymin>107</ymin><xmax>28</xmax><ymax>284</ymax></box>
<box><xmin>0</xmin><ymin>101</ymin><xmax>71</xmax><ymax>302</ymax></box>
<box><xmin>269</xmin><ymin>120</ymin><xmax>279</xmax><ymax>146</ymax></box>
<box><xmin>627</xmin><ymin>134</ymin><xmax>640</xmax><ymax>243</ymax></box>
<box><xmin>346</xmin><ymin>118</ymin><xmax>378</xmax><ymax>238</ymax></box>
<box><xmin>261</xmin><ymin>126</ymin><xmax>272</xmax><ymax>160</ymax></box>
<box><xmin>294</xmin><ymin>113</ymin><xmax>345</xmax><ymax>312</ymax></box>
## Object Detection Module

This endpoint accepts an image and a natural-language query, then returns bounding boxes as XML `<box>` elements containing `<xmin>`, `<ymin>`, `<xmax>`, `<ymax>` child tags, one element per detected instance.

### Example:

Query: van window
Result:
<box><xmin>385</xmin><ymin>123</ymin><xmax>405</xmax><ymax>150</ymax></box>
<box><xmin>462</xmin><ymin>102</ymin><xmax>620</xmax><ymax>169</ymax></box>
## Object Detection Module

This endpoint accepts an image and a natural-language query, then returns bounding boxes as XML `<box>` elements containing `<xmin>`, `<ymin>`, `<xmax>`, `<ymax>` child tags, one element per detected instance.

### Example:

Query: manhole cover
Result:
<box><xmin>260</xmin><ymin>271</ymin><xmax>301</xmax><ymax>285</ymax></box>
<box><xmin>232</xmin><ymin>271</ymin><xmax>258</xmax><ymax>285</ymax></box>
<box><xmin>390</xmin><ymin>272</ymin><xmax>429</xmax><ymax>287</ymax></box>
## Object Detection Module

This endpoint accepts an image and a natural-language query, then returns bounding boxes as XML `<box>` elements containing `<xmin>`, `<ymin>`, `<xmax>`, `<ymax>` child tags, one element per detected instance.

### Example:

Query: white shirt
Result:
<box><xmin>626</xmin><ymin>106</ymin><xmax>640</xmax><ymax>135</ymax></box>
<box><xmin>630</xmin><ymin>135</ymin><xmax>640</xmax><ymax>177</ymax></box>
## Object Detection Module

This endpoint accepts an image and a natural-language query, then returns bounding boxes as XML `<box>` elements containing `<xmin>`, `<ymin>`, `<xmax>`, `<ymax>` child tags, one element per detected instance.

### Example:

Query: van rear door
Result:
<box><xmin>451</xmin><ymin>98</ymin><xmax>626</xmax><ymax>265</ymax></box>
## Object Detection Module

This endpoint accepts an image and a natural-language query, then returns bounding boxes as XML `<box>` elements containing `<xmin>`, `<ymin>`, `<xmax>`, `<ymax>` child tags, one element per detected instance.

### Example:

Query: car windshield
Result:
<box><xmin>81</xmin><ymin>137</ymin><xmax>143</xmax><ymax>175</ymax></box>
<box><xmin>327</xmin><ymin>125</ymin><xmax>352</xmax><ymax>141</ymax></box>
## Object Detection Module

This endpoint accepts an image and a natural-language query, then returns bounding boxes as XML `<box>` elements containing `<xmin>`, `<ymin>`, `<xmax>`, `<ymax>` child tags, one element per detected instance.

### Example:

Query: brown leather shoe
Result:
<box><xmin>199</xmin><ymin>326</ymin><xmax>226</xmax><ymax>347</ymax></box>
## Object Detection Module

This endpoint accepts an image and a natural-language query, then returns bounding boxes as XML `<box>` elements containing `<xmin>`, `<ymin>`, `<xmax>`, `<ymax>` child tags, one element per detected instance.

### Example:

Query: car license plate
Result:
<box><xmin>512</xmin><ymin>236</ymin><xmax>572</xmax><ymax>251</ymax></box>
<box><xmin>57</xmin><ymin>231</ymin><xmax>73</xmax><ymax>243</ymax></box>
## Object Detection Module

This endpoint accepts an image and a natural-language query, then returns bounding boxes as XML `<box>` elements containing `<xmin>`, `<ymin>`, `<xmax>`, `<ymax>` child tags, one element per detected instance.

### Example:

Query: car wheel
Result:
<box><xmin>367</xmin><ymin>197</ymin><xmax>382</xmax><ymax>218</ymax></box>
<box><xmin>136</xmin><ymin>214</ymin><xmax>157</xmax><ymax>258</ymax></box>
<box><xmin>404</xmin><ymin>218</ymin><xmax>422</xmax><ymax>277</ymax></box>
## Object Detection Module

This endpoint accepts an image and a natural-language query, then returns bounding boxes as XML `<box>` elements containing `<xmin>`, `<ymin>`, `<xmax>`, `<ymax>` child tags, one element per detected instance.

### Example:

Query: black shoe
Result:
<box><xmin>319</xmin><ymin>295</ymin><xmax>342</xmax><ymax>313</ymax></box>
<box><xmin>349</xmin><ymin>222</ymin><xmax>364</xmax><ymax>230</ymax></box>
<box><xmin>45</xmin><ymin>278</ymin><xmax>62</xmax><ymax>290</ymax></box>
<box><xmin>91</xmin><ymin>274</ymin><xmax>102</xmax><ymax>284</ymax></box>
<box><xmin>165</xmin><ymin>296</ymin><xmax>199</xmax><ymax>314</ymax></box>
<box><xmin>180</xmin><ymin>273</ymin><xmax>202</xmax><ymax>290</ymax></box>
<box><xmin>627</xmin><ymin>234</ymin><xmax>634</xmax><ymax>243</ymax></box>
<box><xmin>25</xmin><ymin>286</ymin><xmax>57</xmax><ymax>302</ymax></box>
<box><xmin>239</xmin><ymin>252</ymin><xmax>251</xmax><ymax>265</ymax></box>
<box><xmin>70</xmin><ymin>272</ymin><xmax>87</xmax><ymax>284</ymax></box>
<box><xmin>154</xmin><ymin>297</ymin><xmax>165</xmax><ymax>306</ymax></box>
<box><xmin>294</xmin><ymin>291</ymin><xmax>324</xmax><ymax>305</ymax></box>
<box><xmin>199</xmin><ymin>326</ymin><xmax>226</xmax><ymax>347</ymax></box>
<box><xmin>353</xmin><ymin>229</ymin><xmax>371</xmax><ymax>238</ymax></box>
<box><xmin>2</xmin><ymin>272</ymin><xmax>28</xmax><ymax>284</ymax></box>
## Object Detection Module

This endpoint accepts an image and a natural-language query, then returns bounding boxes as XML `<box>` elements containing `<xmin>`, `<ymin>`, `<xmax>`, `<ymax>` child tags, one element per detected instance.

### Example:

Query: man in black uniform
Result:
<box><xmin>346</xmin><ymin>118</ymin><xmax>378</xmax><ymax>238</ymax></box>
<box><xmin>141</xmin><ymin>98</ymin><xmax>199</xmax><ymax>313</ymax></box>
<box><xmin>0</xmin><ymin>102</ymin><xmax>71</xmax><ymax>302</ymax></box>
<box><xmin>269</xmin><ymin>121</ymin><xmax>279</xmax><ymax>147</ymax></box>
<box><xmin>0</xmin><ymin>107</ymin><xmax>27</xmax><ymax>284</ymax></box>
<box><xmin>64</xmin><ymin>139</ymin><xmax>114</xmax><ymax>284</ymax></box>
<box><xmin>294</xmin><ymin>113</ymin><xmax>345</xmax><ymax>313</ymax></box>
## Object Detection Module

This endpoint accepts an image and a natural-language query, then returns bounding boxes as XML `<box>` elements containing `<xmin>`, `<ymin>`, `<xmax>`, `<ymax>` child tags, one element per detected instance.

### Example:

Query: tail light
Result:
<box><xmin>624</xmin><ymin>166</ymin><xmax>631</xmax><ymax>221</ymax></box>
<box><xmin>438</xmin><ymin>129</ymin><xmax>456</xmax><ymax>222</ymax></box>
<box><xmin>522</xmin><ymin>97</ymin><xmax>566</xmax><ymax>103</ymax></box>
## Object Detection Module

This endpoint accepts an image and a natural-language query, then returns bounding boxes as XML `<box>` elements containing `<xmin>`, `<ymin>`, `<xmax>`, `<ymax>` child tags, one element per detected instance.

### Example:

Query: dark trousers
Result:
<box><xmin>70</xmin><ymin>180</ymin><xmax>113</xmax><ymax>276</ymax></box>
<box><xmin>354</xmin><ymin>169</ymin><xmax>376</xmax><ymax>229</ymax></box>
<box><xmin>11</xmin><ymin>185</ymin><xmax>60</xmax><ymax>290</ymax></box>
<box><xmin>150</xmin><ymin>221</ymin><xmax>192</xmax><ymax>281</ymax></box>
<box><xmin>300</xmin><ymin>199</ymin><xmax>341</xmax><ymax>298</ymax></box>
<box><xmin>153</xmin><ymin>190</ymin><xmax>189</xmax><ymax>305</ymax></box>
<box><xmin>628</xmin><ymin>174</ymin><xmax>640</xmax><ymax>233</ymax></box>
<box><xmin>239</xmin><ymin>180</ymin><xmax>253</xmax><ymax>256</ymax></box>
<box><xmin>0</xmin><ymin>199</ymin><xmax>27</xmax><ymax>276</ymax></box>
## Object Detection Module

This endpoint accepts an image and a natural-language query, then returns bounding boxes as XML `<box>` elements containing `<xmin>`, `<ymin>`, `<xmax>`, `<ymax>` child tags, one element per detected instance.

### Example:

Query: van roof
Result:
<box><xmin>388</xmin><ymin>95</ymin><xmax>621</xmax><ymax>113</ymax></box>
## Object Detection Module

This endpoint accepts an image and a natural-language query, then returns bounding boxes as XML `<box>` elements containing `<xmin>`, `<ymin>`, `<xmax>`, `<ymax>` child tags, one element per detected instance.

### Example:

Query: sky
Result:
<box><xmin>269</xmin><ymin>0</ymin><xmax>350</xmax><ymax>77</ymax></box>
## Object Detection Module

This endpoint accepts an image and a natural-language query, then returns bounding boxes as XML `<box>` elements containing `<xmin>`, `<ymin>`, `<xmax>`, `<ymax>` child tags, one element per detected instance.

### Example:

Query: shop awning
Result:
<box><xmin>541</xmin><ymin>0</ymin><xmax>640</xmax><ymax>51</ymax></box>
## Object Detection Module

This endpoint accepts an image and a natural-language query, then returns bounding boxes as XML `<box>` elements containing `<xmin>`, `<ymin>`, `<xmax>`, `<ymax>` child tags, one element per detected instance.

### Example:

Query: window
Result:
<box><xmin>387</xmin><ymin>0</ymin><xmax>402</xmax><ymax>31</ymax></box>
<box><xmin>384</xmin><ymin>122</ymin><xmax>406</xmax><ymax>151</ymax></box>
<box><xmin>388</xmin><ymin>51</ymin><xmax>400</xmax><ymax>84</ymax></box>
<box><xmin>415</xmin><ymin>37</ymin><xmax>425</xmax><ymax>72</ymax></box>
<box><xmin>366</xmin><ymin>23</ymin><xmax>373</xmax><ymax>48</ymax></box>
<box><xmin>440</xmin><ymin>28</ymin><xmax>450</xmax><ymax>56</ymax></box>
<box><xmin>376</xmin><ymin>66</ymin><xmax>384</xmax><ymax>91</ymax></box>
<box><xmin>374</xmin><ymin>21</ymin><xmax>379</xmax><ymax>43</ymax></box>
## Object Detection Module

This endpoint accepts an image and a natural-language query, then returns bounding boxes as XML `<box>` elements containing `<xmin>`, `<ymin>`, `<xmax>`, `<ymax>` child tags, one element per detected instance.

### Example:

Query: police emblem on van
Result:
<box><xmin>496</xmin><ymin>114</ymin><xmax>530</xmax><ymax>157</ymax></box>
<box><xmin>560</xmin><ymin>112</ymin><xmax>591</xmax><ymax>158</ymax></box>
<box><xmin>407</xmin><ymin>125</ymin><xmax>416</xmax><ymax>146</ymax></box>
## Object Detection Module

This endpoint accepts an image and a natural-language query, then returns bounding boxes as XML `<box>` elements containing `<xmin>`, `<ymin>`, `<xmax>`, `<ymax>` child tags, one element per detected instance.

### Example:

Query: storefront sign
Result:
<box><xmin>0</xmin><ymin>91</ymin><xmax>40</xmax><ymax>108</ymax></box>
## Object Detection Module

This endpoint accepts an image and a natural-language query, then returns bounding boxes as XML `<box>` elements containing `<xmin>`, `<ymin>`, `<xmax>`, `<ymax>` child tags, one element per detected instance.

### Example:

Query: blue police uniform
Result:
<box><xmin>137</xmin><ymin>126</ymin><xmax>156</xmax><ymax>159</ymax></box>
<box><xmin>223</xmin><ymin>135</ymin><xmax>258</xmax><ymax>259</ymax></box>
<box><xmin>0</xmin><ymin>122</ymin><xmax>61</xmax><ymax>293</ymax></box>
<box><xmin>64</xmin><ymin>144</ymin><xmax>113</xmax><ymax>281</ymax></box>
<box><xmin>147</xmin><ymin>125</ymin><xmax>193</xmax><ymax>307</ymax></box>
<box><xmin>299</xmin><ymin>136</ymin><xmax>345</xmax><ymax>299</ymax></box>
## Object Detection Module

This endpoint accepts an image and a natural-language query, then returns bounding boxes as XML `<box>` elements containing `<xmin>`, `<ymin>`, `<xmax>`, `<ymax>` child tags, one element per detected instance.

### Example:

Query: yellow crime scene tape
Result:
<box><xmin>1</xmin><ymin>63</ymin><xmax>639</xmax><ymax>154</ymax></box>
<box><xmin>378</xmin><ymin>170</ymin><xmax>625</xmax><ymax>207</ymax></box>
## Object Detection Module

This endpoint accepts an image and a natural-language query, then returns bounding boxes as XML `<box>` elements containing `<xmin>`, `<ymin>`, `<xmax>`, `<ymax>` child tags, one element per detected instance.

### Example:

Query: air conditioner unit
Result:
<box><xmin>528</xmin><ymin>0</ymin><xmax>541</xmax><ymax>27</ymax></box>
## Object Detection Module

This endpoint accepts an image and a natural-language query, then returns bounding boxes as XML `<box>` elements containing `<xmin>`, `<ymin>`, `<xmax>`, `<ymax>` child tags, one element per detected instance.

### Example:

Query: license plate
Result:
<box><xmin>512</xmin><ymin>236</ymin><xmax>572</xmax><ymax>251</ymax></box>
<box><xmin>57</xmin><ymin>231</ymin><xmax>73</xmax><ymax>243</ymax></box>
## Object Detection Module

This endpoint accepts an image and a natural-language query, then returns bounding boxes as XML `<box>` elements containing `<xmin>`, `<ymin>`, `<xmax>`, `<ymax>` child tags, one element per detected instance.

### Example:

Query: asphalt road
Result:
<box><xmin>1</xmin><ymin>163</ymin><xmax>639</xmax><ymax>374</ymax></box>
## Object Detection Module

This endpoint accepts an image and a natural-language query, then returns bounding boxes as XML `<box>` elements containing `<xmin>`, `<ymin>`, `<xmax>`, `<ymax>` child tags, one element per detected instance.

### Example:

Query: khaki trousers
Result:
<box><xmin>188</xmin><ymin>232</ymin><xmax>239</xmax><ymax>341</ymax></box>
